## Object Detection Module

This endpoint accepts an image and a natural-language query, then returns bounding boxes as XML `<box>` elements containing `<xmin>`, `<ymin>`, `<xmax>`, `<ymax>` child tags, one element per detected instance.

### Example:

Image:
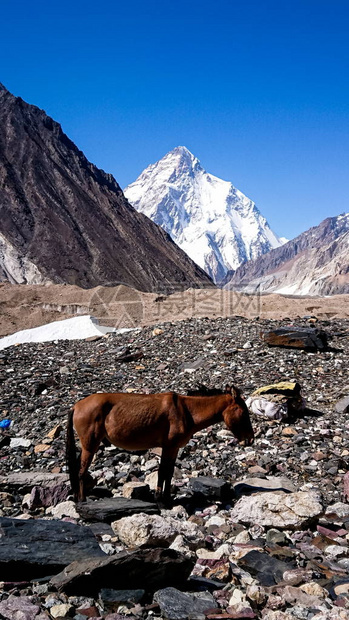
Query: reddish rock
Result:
<box><xmin>76</xmin><ymin>606</ymin><xmax>101</xmax><ymax>617</ymax></box>
<box><xmin>0</xmin><ymin>596</ymin><xmax>40</xmax><ymax>620</ymax></box>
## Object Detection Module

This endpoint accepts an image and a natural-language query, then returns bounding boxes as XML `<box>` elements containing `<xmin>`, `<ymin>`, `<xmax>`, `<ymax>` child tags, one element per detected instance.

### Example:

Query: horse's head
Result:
<box><xmin>222</xmin><ymin>385</ymin><xmax>254</xmax><ymax>446</ymax></box>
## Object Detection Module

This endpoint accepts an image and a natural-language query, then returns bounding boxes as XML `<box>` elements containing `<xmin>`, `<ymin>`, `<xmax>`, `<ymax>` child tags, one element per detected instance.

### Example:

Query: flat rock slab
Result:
<box><xmin>0</xmin><ymin>517</ymin><xmax>105</xmax><ymax>581</ymax></box>
<box><xmin>230</xmin><ymin>490</ymin><xmax>323</xmax><ymax>529</ymax></box>
<box><xmin>154</xmin><ymin>586</ymin><xmax>216</xmax><ymax>620</ymax></box>
<box><xmin>189</xmin><ymin>476</ymin><xmax>231</xmax><ymax>500</ymax></box>
<box><xmin>239</xmin><ymin>550</ymin><xmax>296</xmax><ymax>587</ymax></box>
<box><xmin>76</xmin><ymin>497</ymin><xmax>159</xmax><ymax>523</ymax></box>
<box><xmin>233</xmin><ymin>477</ymin><xmax>296</xmax><ymax>498</ymax></box>
<box><xmin>51</xmin><ymin>547</ymin><xmax>194</xmax><ymax>596</ymax></box>
<box><xmin>262</xmin><ymin>327</ymin><xmax>329</xmax><ymax>352</ymax></box>
<box><xmin>0</xmin><ymin>471</ymin><xmax>68</xmax><ymax>493</ymax></box>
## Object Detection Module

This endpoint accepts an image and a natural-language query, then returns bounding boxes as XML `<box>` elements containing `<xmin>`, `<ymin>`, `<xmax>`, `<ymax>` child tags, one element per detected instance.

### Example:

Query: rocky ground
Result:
<box><xmin>1</xmin><ymin>314</ymin><xmax>349</xmax><ymax>619</ymax></box>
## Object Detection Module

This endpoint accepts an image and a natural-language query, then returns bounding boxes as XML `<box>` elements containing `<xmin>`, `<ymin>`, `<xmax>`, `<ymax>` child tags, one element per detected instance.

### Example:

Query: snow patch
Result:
<box><xmin>0</xmin><ymin>315</ymin><xmax>136</xmax><ymax>351</ymax></box>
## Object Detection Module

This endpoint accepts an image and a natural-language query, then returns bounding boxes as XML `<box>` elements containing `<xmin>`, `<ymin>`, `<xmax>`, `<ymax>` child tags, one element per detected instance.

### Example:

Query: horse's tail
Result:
<box><xmin>66</xmin><ymin>408</ymin><xmax>79</xmax><ymax>500</ymax></box>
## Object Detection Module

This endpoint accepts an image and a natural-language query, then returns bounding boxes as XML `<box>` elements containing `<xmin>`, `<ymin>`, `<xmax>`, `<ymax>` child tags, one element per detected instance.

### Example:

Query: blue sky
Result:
<box><xmin>1</xmin><ymin>0</ymin><xmax>349</xmax><ymax>239</ymax></box>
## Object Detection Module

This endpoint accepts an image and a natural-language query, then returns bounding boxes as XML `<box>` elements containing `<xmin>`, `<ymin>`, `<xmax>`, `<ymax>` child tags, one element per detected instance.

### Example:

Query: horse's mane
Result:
<box><xmin>187</xmin><ymin>383</ymin><xmax>241</xmax><ymax>397</ymax></box>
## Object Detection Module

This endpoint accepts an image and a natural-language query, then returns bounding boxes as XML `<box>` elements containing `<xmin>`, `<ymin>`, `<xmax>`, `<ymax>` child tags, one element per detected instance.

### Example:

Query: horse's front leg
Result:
<box><xmin>156</xmin><ymin>445</ymin><xmax>179</xmax><ymax>507</ymax></box>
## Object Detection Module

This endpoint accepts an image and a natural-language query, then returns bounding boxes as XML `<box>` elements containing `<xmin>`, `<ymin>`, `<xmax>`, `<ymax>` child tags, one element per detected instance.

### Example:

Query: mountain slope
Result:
<box><xmin>224</xmin><ymin>214</ymin><xmax>349</xmax><ymax>295</ymax></box>
<box><xmin>0</xmin><ymin>85</ymin><xmax>212</xmax><ymax>291</ymax></box>
<box><xmin>124</xmin><ymin>146</ymin><xmax>284</xmax><ymax>283</ymax></box>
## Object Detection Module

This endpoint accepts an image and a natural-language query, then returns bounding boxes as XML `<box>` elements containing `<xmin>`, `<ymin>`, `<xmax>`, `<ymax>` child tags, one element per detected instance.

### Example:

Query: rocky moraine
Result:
<box><xmin>1</xmin><ymin>314</ymin><xmax>349</xmax><ymax>620</ymax></box>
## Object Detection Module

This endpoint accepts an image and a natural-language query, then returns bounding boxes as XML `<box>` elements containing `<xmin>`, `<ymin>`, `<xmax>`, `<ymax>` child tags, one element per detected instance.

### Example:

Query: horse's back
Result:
<box><xmin>73</xmin><ymin>391</ymin><xmax>181</xmax><ymax>451</ymax></box>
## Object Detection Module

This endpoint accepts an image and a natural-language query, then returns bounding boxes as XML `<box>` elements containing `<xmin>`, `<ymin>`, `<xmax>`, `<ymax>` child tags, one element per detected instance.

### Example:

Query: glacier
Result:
<box><xmin>124</xmin><ymin>146</ymin><xmax>285</xmax><ymax>283</ymax></box>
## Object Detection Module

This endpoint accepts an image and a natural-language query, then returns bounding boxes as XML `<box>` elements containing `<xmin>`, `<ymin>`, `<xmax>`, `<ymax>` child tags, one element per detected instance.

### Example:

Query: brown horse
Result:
<box><xmin>66</xmin><ymin>385</ymin><xmax>254</xmax><ymax>503</ymax></box>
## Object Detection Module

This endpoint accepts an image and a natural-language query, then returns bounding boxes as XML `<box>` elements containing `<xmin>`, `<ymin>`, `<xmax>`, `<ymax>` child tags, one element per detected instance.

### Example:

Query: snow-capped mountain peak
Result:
<box><xmin>124</xmin><ymin>147</ymin><xmax>285</xmax><ymax>282</ymax></box>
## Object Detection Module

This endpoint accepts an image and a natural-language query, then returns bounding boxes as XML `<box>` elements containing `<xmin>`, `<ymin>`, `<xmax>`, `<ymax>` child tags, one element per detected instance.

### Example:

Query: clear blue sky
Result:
<box><xmin>1</xmin><ymin>0</ymin><xmax>349</xmax><ymax>239</ymax></box>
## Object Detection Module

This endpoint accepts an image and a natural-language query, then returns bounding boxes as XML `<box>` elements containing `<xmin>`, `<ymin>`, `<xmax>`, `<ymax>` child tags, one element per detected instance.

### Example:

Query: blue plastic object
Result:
<box><xmin>0</xmin><ymin>419</ymin><xmax>12</xmax><ymax>429</ymax></box>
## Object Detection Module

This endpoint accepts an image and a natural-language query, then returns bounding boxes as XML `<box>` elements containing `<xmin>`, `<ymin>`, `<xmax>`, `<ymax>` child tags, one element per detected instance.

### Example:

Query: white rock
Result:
<box><xmin>325</xmin><ymin>502</ymin><xmax>349</xmax><ymax>520</ymax></box>
<box><xmin>46</xmin><ymin>500</ymin><xmax>79</xmax><ymax>519</ymax></box>
<box><xmin>112</xmin><ymin>512</ymin><xmax>203</xmax><ymax>548</ymax></box>
<box><xmin>205</xmin><ymin>515</ymin><xmax>226</xmax><ymax>527</ymax></box>
<box><xmin>10</xmin><ymin>437</ymin><xmax>31</xmax><ymax>448</ymax></box>
<box><xmin>246</xmin><ymin>583</ymin><xmax>267</xmax><ymax>605</ymax></box>
<box><xmin>230</xmin><ymin>490</ymin><xmax>323</xmax><ymax>529</ymax></box>
<box><xmin>300</xmin><ymin>582</ymin><xmax>328</xmax><ymax>598</ymax></box>
<box><xmin>99</xmin><ymin>542</ymin><xmax>117</xmax><ymax>555</ymax></box>
<box><xmin>169</xmin><ymin>535</ymin><xmax>196</xmax><ymax>559</ymax></box>
<box><xmin>161</xmin><ymin>505</ymin><xmax>189</xmax><ymax>520</ymax></box>
<box><xmin>217</xmin><ymin>429</ymin><xmax>234</xmax><ymax>438</ymax></box>
<box><xmin>311</xmin><ymin>611</ymin><xmax>349</xmax><ymax>620</ymax></box>
<box><xmin>234</xmin><ymin>530</ymin><xmax>251</xmax><ymax>544</ymax></box>
<box><xmin>196</xmin><ymin>543</ymin><xmax>231</xmax><ymax>559</ymax></box>
<box><xmin>324</xmin><ymin>544</ymin><xmax>349</xmax><ymax>559</ymax></box>
<box><xmin>50</xmin><ymin>603</ymin><xmax>74</xmax><ymax>618</ymax></box>
<box><xmin>229</xmin><ymin>588</ymin><xmax>246</xmax><ymax>606</ymax></box>
<box><xmin>22</xmin><ymin>493</ymin><xmax>32</xmax><ymax>509</ymax></box>
<box><xmin>261</xmin><ymin>612</ymin><xmax>294</xmax><ymax>620</ymax></box>
<box><xmin>144</xmin><ymin>471</ymin><xmax>158</xmax><ymax>490</ymax></box>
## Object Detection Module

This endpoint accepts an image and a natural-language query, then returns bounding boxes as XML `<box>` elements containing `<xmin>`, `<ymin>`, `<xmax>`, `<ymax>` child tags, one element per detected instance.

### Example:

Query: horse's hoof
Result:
<box><xmin>157</xmin><ymin>497</ymin><xmax>173</xmax><ymax>510</ymax></box>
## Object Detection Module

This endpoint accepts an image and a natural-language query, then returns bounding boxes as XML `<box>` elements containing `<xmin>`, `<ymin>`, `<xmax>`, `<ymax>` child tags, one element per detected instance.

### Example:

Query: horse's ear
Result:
<box><xmin>232</xmin><ymin>385</ymin><xmax>241</xmax><ymax>398</ymax></box>
<box><xmin>225</xmin><ymin>385</ymin><xmax>232</xmax><ymax>394</ymax></box>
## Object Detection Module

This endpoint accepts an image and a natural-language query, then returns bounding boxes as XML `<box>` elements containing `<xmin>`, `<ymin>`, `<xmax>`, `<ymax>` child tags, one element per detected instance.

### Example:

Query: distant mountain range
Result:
<box><xmin>0</xmin><ymin>85</ymin><xmax>212</xmax><ymax>292</ymax></box>
<box><xmin>224</xmin><ymin>213</ymin><xmax>349</xmax><ymax>296</ymax></box>
<box><xmin>125</xmin><ymin>146</ymin><xmax>285</xmax><ymax>283</ymax></box>
<box><xmin>1</xmin><ymin>84</ymin><xmax>347</xmax><ymax>298</ymax></box>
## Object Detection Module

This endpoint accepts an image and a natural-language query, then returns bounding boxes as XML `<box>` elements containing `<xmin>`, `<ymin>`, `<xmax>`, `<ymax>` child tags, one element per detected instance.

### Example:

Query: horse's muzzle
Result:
<box><xmin>239</xmin><ymin>436</ymin><xmax>254</xmax><ymax>447</ymax></box>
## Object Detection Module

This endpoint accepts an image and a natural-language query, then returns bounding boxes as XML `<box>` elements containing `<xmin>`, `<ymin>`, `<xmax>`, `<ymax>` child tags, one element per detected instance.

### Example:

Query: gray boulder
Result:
<box><xmin>76</xmin><ymin>497</ymin><xmax>159</xmax><ymax>523</ymax></box>
<box><xmin>233</xmin><ymin>476</ymin><xmax>296</xmax><ymax>497</ymax></box>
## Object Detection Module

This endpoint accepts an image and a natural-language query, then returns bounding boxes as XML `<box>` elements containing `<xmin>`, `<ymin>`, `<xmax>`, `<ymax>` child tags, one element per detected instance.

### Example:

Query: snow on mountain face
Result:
<box><xmin>225</xmin><ymin>213</ymin><xmax>349</xmax><ymax>296</ymax></box>
<box><xmin>0</xmin><ymin>232</ymin><xmax>49</xmax><ymax>285</ymax></box>
<box><xmin>124</xmin><ymin>146</ymin><xmax>284</xmax><ymax>283</ymax></box>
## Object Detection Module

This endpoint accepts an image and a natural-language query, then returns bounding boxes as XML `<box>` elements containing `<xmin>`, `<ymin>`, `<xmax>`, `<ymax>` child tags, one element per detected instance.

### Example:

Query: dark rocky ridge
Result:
<box><xmin>0</xmin><ymin>83</ymin><xmax>212</xmax><ymax>291</ymax></box>
<box><xmin>224</xmin><ymin>214</ymin><xmax>349</xmax><ymax>295</ymax></box>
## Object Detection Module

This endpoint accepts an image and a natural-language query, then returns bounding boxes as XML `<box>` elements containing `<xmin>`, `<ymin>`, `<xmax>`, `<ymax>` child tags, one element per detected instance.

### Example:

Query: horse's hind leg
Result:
<box><xmin>77</xmin><ymin>427</ymin><xmax>105</xmax><ymax>502</ymax></box>
<box><xmin>156</xmin><ymin>446</ymin><xmax>178</xmax><ymax>506</ymax></box>
<box><xmin>78</xmin><ymin>447</ymin><xmax>95</xmax><ymax>502</ymax></box>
